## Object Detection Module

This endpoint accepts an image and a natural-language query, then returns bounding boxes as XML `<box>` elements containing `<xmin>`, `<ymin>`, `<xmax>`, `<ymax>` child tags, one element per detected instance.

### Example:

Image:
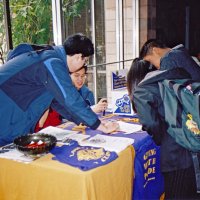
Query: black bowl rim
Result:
<box><xmin>13</xmin><ymin>133</ymin><xmax>57</xmax><ymax>151</ymax></box>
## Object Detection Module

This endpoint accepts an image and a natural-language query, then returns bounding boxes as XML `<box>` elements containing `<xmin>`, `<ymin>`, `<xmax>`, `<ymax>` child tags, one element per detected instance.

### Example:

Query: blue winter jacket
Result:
<box><xmin>0</xmin><ymin>44</ymin><xmax>100</xmax><ymax>146</ymax></box>
<box><xmin>79</xmin><ymin>85</ymin><xmax>95</xmax><ymax>106</ymax></box>
<box><xmin>160</xmin><ymin>44</ymin><xmax>200</xmax><ymax>81</ymax></box>
<box><xmin>63</xmin><ymin>85</ymin><xmax>95</xmax><ymax>121</ymax></box>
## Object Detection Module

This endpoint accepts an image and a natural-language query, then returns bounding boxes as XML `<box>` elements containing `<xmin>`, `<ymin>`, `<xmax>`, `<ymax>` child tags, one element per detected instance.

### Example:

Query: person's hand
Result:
<box><xmin>97</xmin><ymin>121</ymin><xmax>119</xmax><ymax>134</ymax></box>
<box><xmin>92</xmin><ymin>98</ymin><xmax>108</xmax><ymax>113</ymax></box>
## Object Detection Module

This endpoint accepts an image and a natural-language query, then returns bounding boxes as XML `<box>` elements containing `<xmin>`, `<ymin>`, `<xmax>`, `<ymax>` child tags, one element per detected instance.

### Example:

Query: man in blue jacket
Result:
<box><xmin>0</xmin><ymin>33</ymin><xmax>118</xmax><ymax>146</ymax></box>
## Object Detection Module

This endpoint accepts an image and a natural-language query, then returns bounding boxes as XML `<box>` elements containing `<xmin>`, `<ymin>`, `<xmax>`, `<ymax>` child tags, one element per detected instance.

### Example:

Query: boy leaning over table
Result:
<box><xmin>34</xmin><ymin>64</ymin><xmax>108</xmax><ymax>132</ymax></box>
<box><xmin>0</xmin><ymin>33</ymin><xmax>119</xmax><ymax>146</ymax></box>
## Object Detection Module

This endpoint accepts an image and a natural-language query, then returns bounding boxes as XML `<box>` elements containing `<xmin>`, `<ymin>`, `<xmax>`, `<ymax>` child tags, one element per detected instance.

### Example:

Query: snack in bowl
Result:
<box><xmin>14</xmin><ymin>133</ymin><xmax>57</xmax><ymax>158</ymax></box>
<box><xmin>26</xmin><ymin>140</ymin><xmax>46</xmax><ymax>148</ymax></box>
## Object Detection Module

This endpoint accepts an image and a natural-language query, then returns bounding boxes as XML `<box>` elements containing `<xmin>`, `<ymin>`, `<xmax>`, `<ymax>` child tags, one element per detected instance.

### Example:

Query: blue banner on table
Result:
<box><xmin>50</xmin><ymin>141</ymin><xmax>118</xmax><ymax>171</ymax></box>
<box><xmin>133</xmin><ymin>138</ymin><xmax>164</xmax><ymax>200</ymax></box>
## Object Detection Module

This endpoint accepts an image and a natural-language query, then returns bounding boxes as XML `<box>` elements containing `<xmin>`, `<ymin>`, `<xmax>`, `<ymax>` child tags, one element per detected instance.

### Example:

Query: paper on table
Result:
<box><xmin>63</xmin><ymin>133</ymin><xmax>90</xmax><ymax>143</ymax></box>
<box><xmin>0</xmin><ymin>148</ymin><xmax>34</xmax><ymax>163</ymax></box>
<box><xmin>79</xmin><ymin>134</ymin><xmax>134</xmax><ymax>154</ymax></box>
<box><xmin>39</xmin><ymin>126</ymin><xmax>79</xmax><ymax>141</ymax></box>
<box><xmin>39</xmin><ymin>126</ymin><xmax>90</xmax><ymax>143</ymax></box>
<box><xmin>118</xmin><ymin>121</ymin><xmax>142</xmax><ymax>134</ymax></box>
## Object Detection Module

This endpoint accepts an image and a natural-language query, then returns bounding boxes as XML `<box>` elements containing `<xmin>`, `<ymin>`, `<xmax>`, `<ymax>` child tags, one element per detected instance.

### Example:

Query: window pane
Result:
<box><xmin>95</xmin><ymin>0</ymin><xmax>105</xmax><ymax>65</ymax></box>
<box><xmin>104</xmin><ymin>0</ymin><xmax>117</xmax><ymax>103</ymax></box>
<box><xmin>9</xmin><ymin>0</ymin><xmax>53</xmax><ymax>46</ymax></box>
<box><xmin>62</xmin><ymin>0</ymin><xmax>91</xmax><ymax>38</ymax></box>
<box><xmin>0</xmin><ymin>1</ymin><xmax>7</xmax><ymax>65</ymax></box>
<box><xmin>95</xmin><ymin>0</ymin><xmax>106</xmax><ymax>100</ymax></box>
<box><xmin>123</xmin><ymin>0</ymin><xmax>133</xmax><ymax>68</ymax></box>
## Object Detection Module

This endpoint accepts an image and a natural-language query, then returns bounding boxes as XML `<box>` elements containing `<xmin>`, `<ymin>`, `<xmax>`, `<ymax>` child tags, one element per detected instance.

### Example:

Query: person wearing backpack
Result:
<box><xmin>127</xmin><ymin>58</ymin><xmax>199</xmax><ymax>199</ymax></box>
<box><xmin>0</xmin><ymin>33</ymin><xmax>119</xmax><ymax>146</ymax></box>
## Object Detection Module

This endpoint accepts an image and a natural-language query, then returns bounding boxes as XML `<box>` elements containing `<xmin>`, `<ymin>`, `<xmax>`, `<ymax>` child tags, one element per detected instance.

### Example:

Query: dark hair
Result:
<box><xmin>127</xmin><ymin>58</ymin><xmax>156</xmax><ymax>112</ymax></box>
<box><xmin>63</xmin><ymin>33</ymin><xmax>94</xmax><ymax>57</ymax></box>
<box><xmin>139</xmin><ymin>39</ymin><xmax>168</xmax><ymax>58</ymax></box>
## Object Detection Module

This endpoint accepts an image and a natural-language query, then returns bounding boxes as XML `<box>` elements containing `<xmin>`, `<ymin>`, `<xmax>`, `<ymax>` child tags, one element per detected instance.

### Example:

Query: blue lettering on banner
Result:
<box><xmin>143</xmin><ymin>148</ymin><xmax>157</xmax><ymax>187</ymax></box>
<box><xmin>133</xmin><ymin>138</ymin><xmax>164</xmax><ymax>200</ymax></box>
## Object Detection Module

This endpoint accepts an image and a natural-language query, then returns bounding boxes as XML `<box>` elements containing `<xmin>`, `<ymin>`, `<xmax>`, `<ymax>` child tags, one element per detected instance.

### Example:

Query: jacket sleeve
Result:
<box><xmin>43</xmin><ymin>58</ymin><xmax>100</xmax><ymax>129</ymax></box>
<box><xmin>133</xmin><ymin>85</ymin><xmax>167</xmax><ymax>145</ymax></box>
<box><xmin>80</xmin><ymin>85</ymin><xmax>95</xmax><ymax>106</ymax></box>
<box><xmin>161</xmin><ymin>49</ymin><xmax>200</xmax><ymax>81</ymax></box>
<box><xmin>50</xmin><ymin>99</ymin><xmax>81</xmax><ymax>124</ymax></box>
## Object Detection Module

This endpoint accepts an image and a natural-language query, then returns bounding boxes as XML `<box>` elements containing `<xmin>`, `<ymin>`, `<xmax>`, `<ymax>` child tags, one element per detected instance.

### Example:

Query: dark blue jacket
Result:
<box><xmin>160</xmin><ymin>44</ymin><xmax>200</xmax><ymax>81</ymax></box>
<box><xmin>0</xmin><ymin>44</ymin><xmax>100</xmax><ymax>146</ymax></box>
<box><xmin>63</xmin><ymin>85</ymin><xmax>95</xmax><ymax>121</ymax></box>
<box><xmin>79</xmin><ymin>85</ymin><xmax>95</xmax><ymax>106</ymax></box>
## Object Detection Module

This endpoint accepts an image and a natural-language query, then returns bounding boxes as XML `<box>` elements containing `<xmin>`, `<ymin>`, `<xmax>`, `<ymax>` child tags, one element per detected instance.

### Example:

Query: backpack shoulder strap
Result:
<box><xmin>7</xmin><ymin>43</ymin><xmax>53</xmax><ymax>61</ymax></box>
<box><xmin>7</xmin><ymin>43</ymin><xmax>34</xmax><ymax>61</ymax></box>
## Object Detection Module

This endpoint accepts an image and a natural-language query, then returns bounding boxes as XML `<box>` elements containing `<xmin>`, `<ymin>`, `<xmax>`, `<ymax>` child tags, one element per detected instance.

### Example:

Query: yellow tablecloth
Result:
<box><xmin>0</xmin><ymin>145</ymin><xmax>135</xmax><ymax>200</ymax></box>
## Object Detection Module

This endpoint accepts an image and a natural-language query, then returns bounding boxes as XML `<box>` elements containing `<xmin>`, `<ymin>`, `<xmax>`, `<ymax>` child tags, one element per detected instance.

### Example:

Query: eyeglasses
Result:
<box><xmin>82</xmin><ymin>56</ymin><xmax>89</xmax><ymax>65</ymax></box>
<box><xmin>72</xmin><ymin>73</ymin><xmax>87</xmax><ymax>80</ymax></box>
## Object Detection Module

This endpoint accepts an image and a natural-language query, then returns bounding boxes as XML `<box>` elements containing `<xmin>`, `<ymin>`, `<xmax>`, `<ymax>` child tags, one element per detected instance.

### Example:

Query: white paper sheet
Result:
<box><xmin>118</xmin><ymin>121</ymin><xmax>142</xmax><ymax>134</ymax></box>
<box><xmin>39</xmin><ymin>126</ymin><xmax>90</xmax><ymax>144</ymax></box>
<box><xmin>39</xmin><ymin>126</ymin><xmax>79</xmax><ymax>141</ymax></box>
<box><xmin>63</xmin><ymin>133</ymin><xmax>90</xmax><ymax>143</ymax></box>
<box><xmin>0</xmin><ymin>148</ymin><xmax>34</xmax><ymax>163</ymax></box>
<box><xmin>79</xmin><ymin>134</ymin><xmax>134</xmax><ymax>153</ymax></box>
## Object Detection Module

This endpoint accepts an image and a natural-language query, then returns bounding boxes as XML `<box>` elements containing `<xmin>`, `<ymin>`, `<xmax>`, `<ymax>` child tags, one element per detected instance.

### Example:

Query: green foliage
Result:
<box><xmin>62</xmin><ymin>0</ymin><xmax>88</xmax><ymax>21</ymax></box>
<box><xmin>0</xmin><ymin>1</ymin><xmax>6</xmax><ymax>64</ymax></box>
<box><xmin>10</xmin><ymin>0</ymin><xmax>53</xmax><ymax>46</ymax></box>
<box><xmin>0</xmin><ymin>0</ymin><xmax>88</xmax><ymax>64</ymax></box>
<box><xmin>0</xmin><ymin>3</ymin><xmax>3</xmax><ymax>33</ymax></box>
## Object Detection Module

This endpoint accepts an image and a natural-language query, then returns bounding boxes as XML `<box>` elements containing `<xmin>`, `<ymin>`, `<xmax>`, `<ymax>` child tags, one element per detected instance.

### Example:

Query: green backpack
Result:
<box><xmin>159</xmin><ymin>79</ymin><xmax>200</xmax><ymax>152</ymax></box>
<box><xmin>159</xmin><ymin>79</ymin><xmax>200</xmax><ymax>192</ymax></box>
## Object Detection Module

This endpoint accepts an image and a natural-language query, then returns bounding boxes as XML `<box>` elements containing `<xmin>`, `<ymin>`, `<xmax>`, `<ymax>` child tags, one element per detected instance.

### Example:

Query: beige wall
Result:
<box><xmin>104</xmin><ymin>0</ymin><xmax>134</xmax><ymax>104</ymax></box>
<box><xmin>139</xmin><ymin>0</ymin><xmax>156</xmax><ymax>48</ymax></box>
<box><xmin>105</xmin><ymin>0</ymin><xmax>117</xmax><ymax>103</ymax></box>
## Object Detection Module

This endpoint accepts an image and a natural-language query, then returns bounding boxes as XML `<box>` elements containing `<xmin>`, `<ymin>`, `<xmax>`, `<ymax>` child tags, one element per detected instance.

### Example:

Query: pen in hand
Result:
<box><xmin>102</xmin><ymin>99</ymin><xmax>107</xmax><ymax>116</ymax></box>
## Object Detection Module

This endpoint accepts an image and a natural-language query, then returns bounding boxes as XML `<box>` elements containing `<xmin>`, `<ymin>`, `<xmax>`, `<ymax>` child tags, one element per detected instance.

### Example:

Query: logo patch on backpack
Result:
<box><xmin>186</xmin><ymin>114</ymin><xmax>200</xmax><ymax>135</ymax></box>
<box><xmin>159</xmin><ymin>79</ymin><xmax>200</xmax><ymax>152</ymax></box>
